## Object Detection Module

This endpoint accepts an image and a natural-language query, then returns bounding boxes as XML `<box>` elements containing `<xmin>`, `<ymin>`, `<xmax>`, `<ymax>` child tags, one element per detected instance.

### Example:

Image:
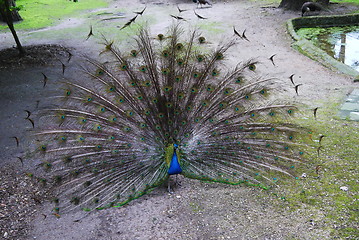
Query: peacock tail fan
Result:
<box><xmin>32</xmin><ymin>24</ymin><xmax>313</xmax><ymax>213</ymax></box>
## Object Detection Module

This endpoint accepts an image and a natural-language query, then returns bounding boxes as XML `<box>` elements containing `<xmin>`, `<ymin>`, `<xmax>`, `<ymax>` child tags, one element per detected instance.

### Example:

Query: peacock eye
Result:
<box><xmin>224</xmin><ymin>88</ymin><xmax>233</xmax><ymax>95</ymax></box>
<box><xmin>211</xmin><ymin>69</ymin><xmax>219</xmax><ymax>76</ymax></box>
<box><xmin>162</xmin><ymin>50</ymin><xmax>169</xmax><ymax>57</ymax></box>
<box><xmin>139</xmin><ymin>65</ymin><xmax>147</xmax><ymax>72</ymax></box>
<box><xmin>161</xmin><ymin>68</ymin><xmax>170</xmax><ymax>74</ymax></box>
<box><xmin>177</xmin><ymin>58</ymin><xmax>184</xmax><ymax>66</ymax></box>
<box><xmin>175</xmin><ymin>43</ymin><xmax>183</xmax><ymax>50</ymax></box>
<box><xmin>163</xmin><ymin>86</ymin><xmax>172</xmax><ymax>92</ymax></box>
<box><xmin>157</xmin><ymin>34</ymin><xmax>164</xmax><ymax>40</ymax></box>
<box><xmin>175</xmin><ymin>75</ymin><xmax>182</xmax><ymax>82</ymax></box>
<box><xmin>193</xmin><ymin>72</ymin><xmax>201</xmax><ymax>78</ymax></box>
<box><xmin>120</xmin><ymin>63</ymin><xmax>128</xmax><ymax>70</ymax></box>
<box><xmin>96</xmin><ymin>68</ymin><xmax>105</xmax><ymax>76</ymax></box>
<box><xmin>197</xmin><ymin>55</ymin><xmax>204</xmax><ymax>62</ymax></box>
<box><xmin>216</xmin><ymin>52</ymin><xmax>224</xmax><ymax>60</ymax></box>
<box><xmin>248</xmin><ymin>64</ymin><xmax>256</xmax><ymax>71</ymax></box>
<box><xmin>131</xmin><ymin>50</ymin><xmax>138</xmax><ymax>57</ymax></box>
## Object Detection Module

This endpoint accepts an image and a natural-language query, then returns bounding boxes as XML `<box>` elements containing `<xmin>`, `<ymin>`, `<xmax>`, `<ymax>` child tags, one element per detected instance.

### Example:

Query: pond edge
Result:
<box><xmin>286</xmin><ymin>13</ymin><xmax>359</xmax><ymax>82</ymax></box>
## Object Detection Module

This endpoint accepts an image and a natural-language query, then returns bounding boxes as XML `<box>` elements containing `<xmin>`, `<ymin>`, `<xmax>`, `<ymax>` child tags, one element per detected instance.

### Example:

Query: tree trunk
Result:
<box><xmin>0</xmin><ymin>0</ymin><xmax>22</xmax><ymax>22</ymax></box>
<box><xmin>0</xmin><ymin>0</ymin><xmax>25</xmax><ymax>55</ymax></box>
<box><xmin>279</xmin><ymin>0</ymin><xmax>329</xmax><ymax>11</ymax></box>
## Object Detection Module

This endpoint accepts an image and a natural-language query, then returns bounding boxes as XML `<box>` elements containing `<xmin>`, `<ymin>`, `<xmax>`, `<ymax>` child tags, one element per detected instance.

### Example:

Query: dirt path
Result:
<box><xmin>0</xmin><ymin>0</ymin><xmax>358</xmax><ymax>239</ymax></box>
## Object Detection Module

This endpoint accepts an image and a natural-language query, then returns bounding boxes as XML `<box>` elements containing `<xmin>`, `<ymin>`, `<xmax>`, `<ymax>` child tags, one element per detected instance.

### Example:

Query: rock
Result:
<box><xmin>349</xmin><ymin>112</ymin><xmax>359</xmax><ymax>121</ymax></box>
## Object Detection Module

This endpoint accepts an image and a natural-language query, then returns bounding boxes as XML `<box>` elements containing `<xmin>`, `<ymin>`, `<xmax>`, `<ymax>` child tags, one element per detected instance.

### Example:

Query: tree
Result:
<box><xmin>0</xmin><ymin>0</ymin><xmax>25</xmax><ymax>55</ymax></box>
<box><xmin>0</xmin><ymin>0</ymin><xmax>21</xmax><ymax>22</ymax></box>
<box><xmin>279</xmin><ymin>0</ymin><xmax>329</xmax><ymax>10</ymax></box>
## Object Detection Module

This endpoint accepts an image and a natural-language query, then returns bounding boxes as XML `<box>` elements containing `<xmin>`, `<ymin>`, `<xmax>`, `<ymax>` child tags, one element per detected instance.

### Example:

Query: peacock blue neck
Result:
<box><xmin>167</xmin><ymin>144</ymin><xmax>182</xmax><ymax>175</ymax></box>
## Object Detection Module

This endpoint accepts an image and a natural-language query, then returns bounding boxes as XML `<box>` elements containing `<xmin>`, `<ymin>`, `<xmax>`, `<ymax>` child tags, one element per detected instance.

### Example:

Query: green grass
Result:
<box><xmin>255</xmin><ymin>0</ymin><xmax>359</xmax><ymax>5</ymax></box>
<box><xmin>332</xmin><ymin>0</ymin><xmax>359</xmax><ymax>12</ymax></box>
<box><xmin>0</xmin><ymin>0</ymin><xmax>108</xmax><ymax>31</ymax></box>
<box><xmin>278</xmin><ymin>98</ymin><xmax>359</xmax><ymax>239</ymax></box>
<box><xmin>255</xmin><ymin>0</ymin><xmax>359</xmax><ymax>3</ymax></box>
<box><xmin>332</xmin><ymin>0</ymin><xmax>359</xmax><ymax>4</ymax></box>
<box><xmin>196</xmin><ymin>22</ymin><xmax>226</xmax><ymax>35</ymax></box>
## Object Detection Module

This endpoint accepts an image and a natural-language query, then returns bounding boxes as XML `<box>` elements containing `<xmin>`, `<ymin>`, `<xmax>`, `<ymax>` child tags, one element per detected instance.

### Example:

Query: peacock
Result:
<box><xmin>193</xmin><ymin>0</ymin><xmax>213</xmax><ymax>8</ymax></box>
<box><xmin>31</xmin><ymin>24</ymin><xmax>311</xmax><ymax>214</ymax></box>
<box><xmin>301</xmin><ymin>2</ymin><xmax>323</xmax><ymax>17</ymax></box>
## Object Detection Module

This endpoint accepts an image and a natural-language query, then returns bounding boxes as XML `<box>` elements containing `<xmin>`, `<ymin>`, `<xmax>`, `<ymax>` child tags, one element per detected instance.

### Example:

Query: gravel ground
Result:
<box><xmin>0</xmin><ymin>0</ymin><xmax>358</xmax><ymax>239</ymax></box>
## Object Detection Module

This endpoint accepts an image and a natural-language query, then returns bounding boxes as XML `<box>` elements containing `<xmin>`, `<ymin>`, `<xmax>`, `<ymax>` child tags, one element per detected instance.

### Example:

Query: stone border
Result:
<box><xmin>286</xmin><ymin>13</ymin><xmax>359</xmax><ymax>81</ymax></box>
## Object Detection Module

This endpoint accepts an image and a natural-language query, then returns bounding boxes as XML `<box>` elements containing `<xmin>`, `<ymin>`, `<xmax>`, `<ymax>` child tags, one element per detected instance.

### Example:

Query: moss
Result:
<box><xmin>296</xmin><ymin>25</ymin><xmax>359</xmax><ymax>47</ymax></box>
<box><xmin>196</xmin><ymin>22</ymin><xmax>226</xmax><ymax>35</ymax></box>
<box><xmin>274</xmin><ymin>97</ymin><xmax>359</xmax><ymax>239</ymax></box>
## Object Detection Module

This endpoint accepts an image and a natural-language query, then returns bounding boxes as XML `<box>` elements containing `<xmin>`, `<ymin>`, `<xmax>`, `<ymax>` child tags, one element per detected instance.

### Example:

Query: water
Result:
<box><xmin>298</xmin><ymin>26</ymin><xmax>359</xmax><ymax>72</ymax></box>
<box><xmin>328</xmin><ymin>31</ymin><xmax>359</xmax><ymax>71</ymax></box>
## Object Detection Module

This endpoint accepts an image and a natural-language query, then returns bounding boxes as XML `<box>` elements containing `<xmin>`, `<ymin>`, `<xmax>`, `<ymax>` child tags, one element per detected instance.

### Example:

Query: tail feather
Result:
<box><xmin>31</xmin><ymin>24</ymin><xmax>312</xmax><ymax>213</ymax></box>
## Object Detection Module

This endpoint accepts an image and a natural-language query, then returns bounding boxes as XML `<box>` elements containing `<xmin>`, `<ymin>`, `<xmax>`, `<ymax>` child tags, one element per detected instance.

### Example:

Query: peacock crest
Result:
<box><xmin>32</xmin><ymin>24</ymin><xmax>311</xmax><ymax>213</ymax></box>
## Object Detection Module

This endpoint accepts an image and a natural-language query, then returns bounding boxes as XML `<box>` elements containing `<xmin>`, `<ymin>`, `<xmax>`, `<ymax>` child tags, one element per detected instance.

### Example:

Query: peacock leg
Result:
<box><xmin>175</xmin><ymin>175</ymin><xmax>182</xmax><ymax>187</ymax></box>
<box><xmin>167</xmin><ymin>176</ymin><xmax>173</xmax><ymax>194</ymax></box>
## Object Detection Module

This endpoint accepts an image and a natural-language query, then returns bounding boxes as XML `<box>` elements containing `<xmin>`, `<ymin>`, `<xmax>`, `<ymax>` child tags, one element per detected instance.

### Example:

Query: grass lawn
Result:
<box><xmin>332</xmin><ymin>0</ymin><xmax>359</xmax><ymax>4</ymax></box>
<box><xmin>0</xmin><ymin>0</ymin><xmax>108</xmax><ymax>31</ymax></box>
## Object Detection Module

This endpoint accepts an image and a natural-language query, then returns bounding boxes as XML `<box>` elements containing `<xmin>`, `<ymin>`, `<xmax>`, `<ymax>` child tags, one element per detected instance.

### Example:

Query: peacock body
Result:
<box><xmin>33</xmin><ymin>24</ymin><xmax>310</xmax><ymax>213</ymax></box>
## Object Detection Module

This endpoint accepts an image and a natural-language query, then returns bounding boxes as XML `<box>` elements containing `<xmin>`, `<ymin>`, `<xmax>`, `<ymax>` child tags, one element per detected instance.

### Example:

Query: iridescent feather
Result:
<box><xmin>32</xmin><ymin>24</ymin><xmax>311</xmax><ymax>213</ymax></box>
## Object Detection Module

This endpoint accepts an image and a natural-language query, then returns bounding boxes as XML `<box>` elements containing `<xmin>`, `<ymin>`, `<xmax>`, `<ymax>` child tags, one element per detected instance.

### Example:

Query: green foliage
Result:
<box><xmin>0</xmin><ymin>0</ymin><xmax>108</xmax><ymax>31</ymax></box>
